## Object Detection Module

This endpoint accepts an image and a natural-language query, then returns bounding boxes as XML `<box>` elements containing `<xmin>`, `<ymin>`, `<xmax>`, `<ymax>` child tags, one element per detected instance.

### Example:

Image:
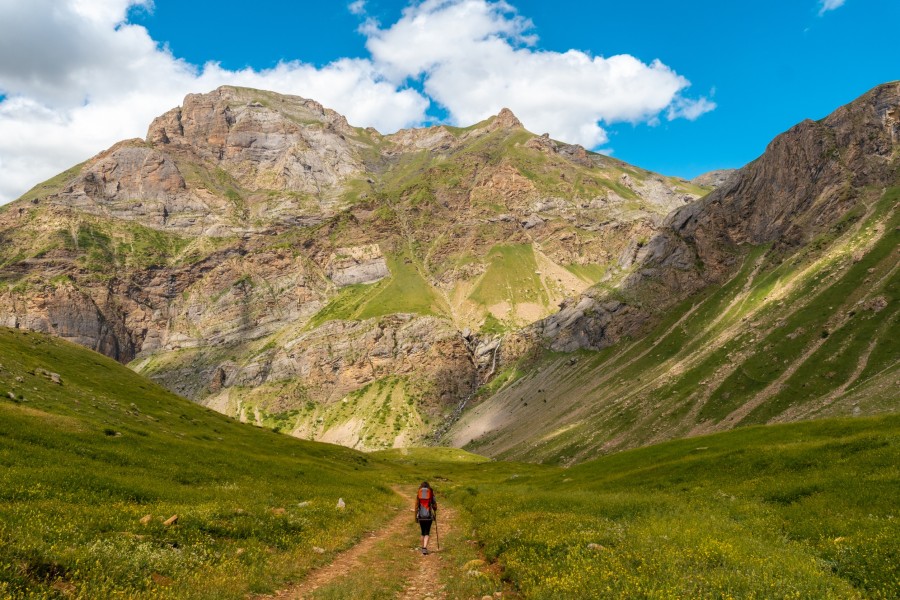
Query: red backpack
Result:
<box><xmin>416</xmin><ymin>487</ymin><xmax>433</xmax><ymax>520</ymax></box>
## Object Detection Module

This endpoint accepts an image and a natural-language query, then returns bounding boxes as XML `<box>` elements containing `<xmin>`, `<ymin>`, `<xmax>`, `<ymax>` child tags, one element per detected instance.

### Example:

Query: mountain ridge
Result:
<box><xmin>447</xmin><ymin>82</ymin><xmax>899</xmax><ymax>461</ymax></box>
<box><xmin>0</xmin><ymin>85</ymin><xmax>707</xmax><ymax>450</ymax></box>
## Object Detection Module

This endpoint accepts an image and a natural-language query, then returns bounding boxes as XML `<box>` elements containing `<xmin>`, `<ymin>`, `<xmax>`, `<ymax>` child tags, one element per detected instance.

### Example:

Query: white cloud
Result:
<box><xmin>818</xmin><ymin>0</ymin><xmax>847</xmax><ymax>15</ymax></box>
<box><xmin>0</xmin><ymin>0</ymin><xmax>429</xmax><ymax>203</ymax></box>
<box><xmin>667</xmin><ymin>96</ymin><xmax>718</xmax><ymax>121</ymax></box>
<box><xmin>365</xmin><ymin>0</ymin><xmax>713</xmax><ymax>148</ymax></box>
<box><xmin>0</xmin><ymin>0</ymin><xmax>714</xmax><ymax>204</ymax></box>
<box><xmin>348</xmin><ymin>0</ymin><xmax>367</xmax><ymax>16</ymax></box>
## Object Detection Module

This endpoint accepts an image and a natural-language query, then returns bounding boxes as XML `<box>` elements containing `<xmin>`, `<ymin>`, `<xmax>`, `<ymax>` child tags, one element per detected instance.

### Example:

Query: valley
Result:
<box><xmin>0</xmin><ymin>326</ymin><xmax>896</xmax><ymax>598</ymax></box>
<box><xmin>0</xmin><ymin>77</ymin><xmax>897</xmax><ymax>600</ymax></box>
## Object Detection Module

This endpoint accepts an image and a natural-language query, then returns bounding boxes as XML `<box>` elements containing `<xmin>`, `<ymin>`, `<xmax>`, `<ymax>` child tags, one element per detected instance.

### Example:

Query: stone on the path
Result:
<box><xmin>139</xmin><ymin>514</ymin><xmax>153</xmax><ymax>525</ymax></box>
<box><xmin>336</xmin><ymin>498</ymin><xmax>346</xmax><ymax>509</ymax></box>
<box><xmin>587</xmin><ymin>542</ymin><xmax>606</xmax><ymax>551</ymax></box>
<box><xmin>163</xmin><ymin>514</ymin><xmax>178</xmax><ymax>526</ymax></box>
<box><xmin>312</xmin><ymin>546</ymin><xmax>325</xmax><ymax>554</ymax></box>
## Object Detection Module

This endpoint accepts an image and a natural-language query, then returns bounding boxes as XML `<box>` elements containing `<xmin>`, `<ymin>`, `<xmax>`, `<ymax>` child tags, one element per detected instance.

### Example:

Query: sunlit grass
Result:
<box><xmin>0</xmin><ymin>327</ymin><xmax>401</xmax><ymax>599</ymax></box>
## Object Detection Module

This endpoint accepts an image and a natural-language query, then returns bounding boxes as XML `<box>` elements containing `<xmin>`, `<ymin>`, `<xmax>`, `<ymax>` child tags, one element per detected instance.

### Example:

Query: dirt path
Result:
<box><xmin>398</xmin><ymin>503</ymin><xmax>456</xmax><ymax>600</ymax></box>
<box><xmin>258</xmin><ymin>488</ymin><xmax>458</xmax><ymax>600</ymax></box>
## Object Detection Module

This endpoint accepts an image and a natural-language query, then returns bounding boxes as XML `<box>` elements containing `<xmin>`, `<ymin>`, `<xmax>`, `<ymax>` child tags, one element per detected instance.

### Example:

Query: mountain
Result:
<box><xmin>0</xmin><ymin>86</ymin><xmax>707</xmax><ymax>450</ymax></box>
<box><xmin>448</xmin><ymin>82</ymin><xmax>900</xmax><ymax>463</ymax></box>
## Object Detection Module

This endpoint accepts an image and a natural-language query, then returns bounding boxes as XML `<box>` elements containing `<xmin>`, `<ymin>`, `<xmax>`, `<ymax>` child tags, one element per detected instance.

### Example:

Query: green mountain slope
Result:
<box><xmin>450</xmin><ymin>186</ymin><xmax>898</xmax><ymax>463</ymax></box>
<box><xmin>447</xmin><ymin>83</ymin><xmax>900</xmax><ymax>463</ymax></box>
<box><xmin>0</xmin><ymin>326</ymin><xmax>399</xmax><ymax>599</ymax></box>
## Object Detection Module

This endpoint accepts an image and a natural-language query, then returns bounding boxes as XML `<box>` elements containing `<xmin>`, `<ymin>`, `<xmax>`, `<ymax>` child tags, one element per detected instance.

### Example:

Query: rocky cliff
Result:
<box><xmin>448</xmin><ymin>82</ymin><xmax>899</xmax><ymax>462</ymax></box>
<box><xmin>531</xmin><ymin>82</ymin><xmax>900</xmax><ymax>353</ymax></box>
<box><xmin>0</xmin><ymin>86</ymin><xmax>708</xmax><ymax>449</ymax></box>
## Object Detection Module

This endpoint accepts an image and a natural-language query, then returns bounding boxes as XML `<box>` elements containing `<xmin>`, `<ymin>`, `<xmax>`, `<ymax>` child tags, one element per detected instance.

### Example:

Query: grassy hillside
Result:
<box><xmin>451</xmin><ymin>185</ymin><xmax>899</xmax><ymax>462</ymax></box>
<box><xmin>420</xmin><ymin>416</ymin><xmax>899</xmax><ymax>599</ymax></box>
<box><xmin>1</xmin><ymin>326</ymin><xmax>896</xmax><ymax>598</ymax></box>
<box><xmin>0</xmin><ymin>327</ymin><xmax>401</xmax><ymax>599</ymax></box>
<box><xmin>309</xmin><ymin>253</ymin><xmax>448</xmax><ymax>327</ymax></box>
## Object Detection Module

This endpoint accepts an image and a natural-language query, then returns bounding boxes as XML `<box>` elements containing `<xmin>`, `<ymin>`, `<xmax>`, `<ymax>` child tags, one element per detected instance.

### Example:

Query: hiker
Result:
<box><xmin>414</xmin><ymin>481</ymin><xmax>437</xmax><ymax>555</ymax></box>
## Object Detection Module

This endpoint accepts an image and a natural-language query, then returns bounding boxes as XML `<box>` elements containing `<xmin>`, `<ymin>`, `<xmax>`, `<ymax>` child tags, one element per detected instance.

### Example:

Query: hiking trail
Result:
<box><xmin>257</xmin><ymin>487</ymin><xmax>465</xmax><ymax>600</ymax></box>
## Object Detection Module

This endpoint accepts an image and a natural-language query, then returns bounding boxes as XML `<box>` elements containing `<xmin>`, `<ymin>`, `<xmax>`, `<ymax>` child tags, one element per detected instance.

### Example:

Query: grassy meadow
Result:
<box><xmin>417</xmin><ymin>416</ymin><xmax>900</xmax><ymax>599</ymax></box>
<box><xmin>1</xmin><ymin>325</ymin><xmax>897</xmax><ymax>598</ymax></box>
<box><xmin>0</xmin><ymin>327</ymin><xmax>402</xmax><ymax>599</ymax></box>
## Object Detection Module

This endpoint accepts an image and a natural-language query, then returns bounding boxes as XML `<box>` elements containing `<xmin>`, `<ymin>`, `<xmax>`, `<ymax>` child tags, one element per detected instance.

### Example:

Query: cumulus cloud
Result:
<box><xmin>818</xmin><ymin>0</ymin><xmax>847</xmax><ymax>15</ymax></box>
<box><xmin>0</xmin><ymin>0</ymin><xmax>714</xmax><ymax>204</ymax></box>
<box><xmin>365</xmin><ymin>0</ymin><xmax>714</xmax><ymax>148</ymax></box>
<box><xmin>0</xmin><ymin>0</ymin><xmax>428</xmax><ymax>203</ymax></box>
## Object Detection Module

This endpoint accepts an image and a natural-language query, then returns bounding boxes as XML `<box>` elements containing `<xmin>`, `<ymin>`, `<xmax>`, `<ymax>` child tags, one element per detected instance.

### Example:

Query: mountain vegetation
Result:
<box><xmin>0</xmin><ymin>11</ymin><xmax>897</xmax><ymax>590</ymax></box>
<box><xmin>0</xmin><ymin>86</ymin><xmax>708</xmax><ymax>450</ymax></box>
<box><xmin>1</xmin><ymin>326</ymin><xmax>896</xmax><ymax>598</ymax></box>
<box><xmin>0</xmin><ymin>326</ymin><xmax>401</xmax><ymax>598</ymax></box>
<box><xmin>448</xmin><ymin>82</ymin><xmax>900</xmax><ymax>461</ymax></box>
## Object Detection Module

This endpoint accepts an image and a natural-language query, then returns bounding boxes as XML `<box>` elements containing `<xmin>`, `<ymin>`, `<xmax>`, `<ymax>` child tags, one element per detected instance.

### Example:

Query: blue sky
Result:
<box><xmin>0</xmin><ymin>0</ymin><xmax>897</xmax><ymax>203</ymax></box>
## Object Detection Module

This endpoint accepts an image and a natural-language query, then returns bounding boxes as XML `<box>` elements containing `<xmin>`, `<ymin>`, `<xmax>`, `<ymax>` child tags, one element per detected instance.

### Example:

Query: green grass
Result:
<box><xmin>1</xmin><ymin>326</ymin><xmax>897</xmax><ymax>598</ymax></box>
<box><xmin>564</xmin><ymin>263</ymin><xmax>607</xmax><ymax>284</ymax></box>
<box><xmin>0</xmin><ymin>327</ymin><xmax>400</xmax><ymax>599</ymax></box>
<box><xmin>14</xmin><ymin>162</ymin><xmax>86</xmax><ymax>204</ymax></box>
<box><xmin>373</xmin><ymin>447</ymin><xmax>491</xmax><ymax>464</ymax></box>
<box><xmin>294</xmin><ymin>376</ymin><xmax>431</xmax><ymax>450</ymax></box>
<box><xmin>470</xmin><ymin>244</ymin><xmax>547</xmax><ymax>309</ymax></box>
<box><xmin>357</xmin><ymin>255</ymin><xmax>446</xmax><ymax>319</ymax></box>
<box><xmin>309</xmin><ymin>254</ymin><xmax>446</xmax><ymax>326</ymax></box>
<box><xmin>434</xmin><ymin>416</ymin><xmax>900</xmax><ymax>599</ymax></box>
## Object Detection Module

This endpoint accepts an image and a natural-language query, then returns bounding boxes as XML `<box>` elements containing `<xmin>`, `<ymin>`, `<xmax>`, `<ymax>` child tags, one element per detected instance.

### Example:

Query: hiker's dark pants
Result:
<box><xmin>418</xmin><ymin>518</ymin><xmax>433</xmax><ymax>536</ymax></box>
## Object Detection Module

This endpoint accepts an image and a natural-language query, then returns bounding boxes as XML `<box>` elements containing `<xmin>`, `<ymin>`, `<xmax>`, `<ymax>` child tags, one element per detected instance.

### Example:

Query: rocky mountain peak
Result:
<box><xmin>690</xmin><ymin>169</ymin><xmax>736</xmax><ymax>189</ymax></box>
<box><xmin>490</xmin><ymin>107</ymin><xmax>523</xmax><ymax>130</ymax></box>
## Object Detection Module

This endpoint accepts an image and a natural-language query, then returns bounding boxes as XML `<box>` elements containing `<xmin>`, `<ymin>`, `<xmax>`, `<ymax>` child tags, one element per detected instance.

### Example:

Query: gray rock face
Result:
<box><xmin>41</xmin><ymin>87</ymin><xmax>370</xmax><ymax>236</ymax></box>
<box><xmin>329</xmin><ymin>260</ymin><xmax>390</xmax><ymax>286</ymax></box>
<box><xmin>1</xmin><ymin>283</ymin><xmax>133</xmax><ymax>361</ymax></box>
<box><xmin>0</xmin><ymin>85</ymin><xmax>717</xmax><ymax>447</ymax></box>
<box><xmin>149</xmin><ymin>88</ymin><xmax>364</xmax><ymax>196</ymax></box>
<box><xmin>533</xmin><ymin>81</ymin><xmax>900</xmax><ymax>352</ymax></box>
<box><xmin>690</xmin><ymin>169</ymin><xmax>737</xmax><ymax>189</ymax></box>
<box><xmin>326</xmin><ymin>245</ymin><xmax>390</xmax><ymax>287</ymax></box>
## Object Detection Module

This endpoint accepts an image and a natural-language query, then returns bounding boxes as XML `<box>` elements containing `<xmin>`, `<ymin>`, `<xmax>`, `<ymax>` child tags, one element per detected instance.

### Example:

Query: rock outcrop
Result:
<box><xmin>533</xmin><ymin>81</ymin><xmax>900</xmax><ymax>352</ymax></box>
<box><xmin>690</xmin><ymin>169</ymin><xmax>736</xmax><ymax>189</ymax></box>
<box><xmin>0</xmin><ymin>86</ymin><xmax>708</xmax><ymax>449</ymax></box>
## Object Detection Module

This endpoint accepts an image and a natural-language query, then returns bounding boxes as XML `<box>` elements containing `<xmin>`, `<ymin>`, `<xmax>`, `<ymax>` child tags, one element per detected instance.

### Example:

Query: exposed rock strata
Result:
<box><xmin>0</xmin><ymin>86</ymin><xmax>709</xmax><ymax>448</ymax></box>
<box><xmin>532</xmin><ymin>81</ymin><xmax>900</xmax><ymax>352</ymax></box>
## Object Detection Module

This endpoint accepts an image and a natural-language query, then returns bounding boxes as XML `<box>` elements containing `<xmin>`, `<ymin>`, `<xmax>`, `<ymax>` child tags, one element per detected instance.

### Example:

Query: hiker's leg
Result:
<box><xmin>423</xmin><ymin>534</ymin><xmax>429</xmax><ymax>549</ymax></box>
